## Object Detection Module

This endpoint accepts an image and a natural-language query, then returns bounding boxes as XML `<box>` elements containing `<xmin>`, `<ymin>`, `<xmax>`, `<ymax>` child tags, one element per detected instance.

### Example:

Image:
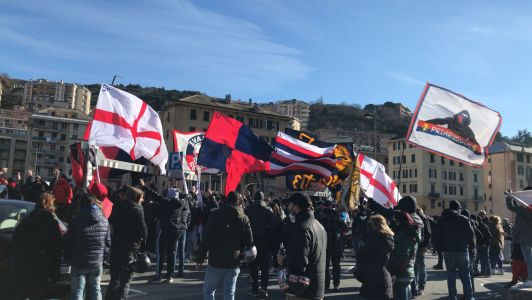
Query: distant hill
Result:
<box><xmin>85</xmin><ymin>83</ymin><xmax>201</xmax><ymax>111</ymax></box>
<box><xmin>307</xmin><ymin>102</ymin><xmax>411</xmax><ymax>138</ymax></box>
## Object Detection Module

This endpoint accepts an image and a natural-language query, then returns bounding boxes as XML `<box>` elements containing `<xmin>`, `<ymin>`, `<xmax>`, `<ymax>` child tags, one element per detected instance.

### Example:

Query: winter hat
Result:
<box><xmin>289</xmin><ymin>193</ymin><xmax>312</xmax><ymax>210</ymax></box>
<box><xmin>125</xmin><ymin>185</ymin><xmax>144</xmax><ymax>203</ymax></box>
<box><xmin>397</xmin><ymin>195</ymin><xmax>417</xmax><ymax>214</ymax></box>
<box><xmin>166</xmin><ymin>187</ymin><xmax>180</xmax><ymax>199</ymax></box>
<box><xmin>449</xmin><ymin>200</ymin><xmax>461</xmax><ymax>211</ymax></box>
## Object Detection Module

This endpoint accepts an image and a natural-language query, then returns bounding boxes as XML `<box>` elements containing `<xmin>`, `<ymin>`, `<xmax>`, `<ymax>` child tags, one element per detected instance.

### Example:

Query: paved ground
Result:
<box><xmin>101</xmin><ymin>252</ymin><xmax>515</xmax><ymax>299</ymax></box>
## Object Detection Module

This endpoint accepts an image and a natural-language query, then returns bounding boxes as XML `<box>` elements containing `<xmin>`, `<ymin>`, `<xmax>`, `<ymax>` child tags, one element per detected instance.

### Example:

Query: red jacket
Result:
<box><xmin>53</xmin><ymin>178</ymin><xmax>73</xmax><ymax>205</ymax></box>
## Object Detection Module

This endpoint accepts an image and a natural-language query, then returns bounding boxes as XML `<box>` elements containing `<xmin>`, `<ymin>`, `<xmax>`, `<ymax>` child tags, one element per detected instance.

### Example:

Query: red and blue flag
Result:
<box><xmin>197</xmin><ymin>112</ymin><xmax>274</xmax><ymax>195</ymax></box>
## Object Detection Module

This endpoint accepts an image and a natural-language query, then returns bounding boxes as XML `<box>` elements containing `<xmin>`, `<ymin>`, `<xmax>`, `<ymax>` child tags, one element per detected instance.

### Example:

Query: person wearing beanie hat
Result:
<box><xmin>106</xmin><ymin>183</ymin><xmax>147</xmax><ymax>300</ymax></box>
<box><xmin>438</xmin><ymin>200</ymin><xmax>475</xmax><ymax>299</ymax></box>
<box><xmin>244</xmin><ymin>190</ymin><xmax>275</xmax><ymax>297</ymax></box>
<box><xmin>278</xmin><ymin>192</ymin><xmax>326</xmax><ymax>299</ymax></box>
<box><xmin>138</xmin><ymin>180</ymin><xmax>187</xmax><ymax>283</ymax></box>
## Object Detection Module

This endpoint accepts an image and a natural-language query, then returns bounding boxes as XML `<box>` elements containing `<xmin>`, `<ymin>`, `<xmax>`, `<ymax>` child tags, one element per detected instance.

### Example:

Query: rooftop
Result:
<box><xmin>489</xmin><ymin>141</ymin><xmax>532</xmax><ymax>154</ymax></box>
<box><xmin>169</xmin><ymin>94</ymin><xmax>292</xmax><ymax>119</ymax></box>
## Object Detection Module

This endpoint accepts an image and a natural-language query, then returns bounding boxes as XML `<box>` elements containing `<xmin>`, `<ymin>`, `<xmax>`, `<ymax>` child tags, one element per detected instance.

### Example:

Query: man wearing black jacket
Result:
<box><xmin>196</xmin><ymin>191</ymin><xmax>253</xmax><ymax>300</ymax></box>
<box><xmin>316</xmin><ymin>200</ymin><xmax>346</xmax><ymax>292</ymax></box>
<box><xmin>140</xmin><ymin>180</ymin><xmax>187</xmax><ymax>283</ymax></box>
<box><xmin>412</xmin><ymin>207</ymin><xmax>431</xmax><ymax>296</ymax></box>
<box><xmin>245</xmin><ymin>191</ymin><xmax>275</xmax><ymax>298</ymax></box>
<box><xmin>282</xmin><ymin>193</ymin><xmax>326</xmax><ymax>300</ymax></box>
<box><xmin>105</xmin><ymin>185</ymin><xmax>147</xmax><ymax>300</ymax></box>
<box><xmin>439</xmin><ymin>200</ymin><xmax>474</xmax><ymax>300</ymax></box>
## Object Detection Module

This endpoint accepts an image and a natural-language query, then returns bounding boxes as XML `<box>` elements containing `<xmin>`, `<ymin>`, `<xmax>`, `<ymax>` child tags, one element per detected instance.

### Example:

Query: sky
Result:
<box><xmin>1</xmin><ymin>0</ymin><xmax>531</xmax><ymax>136</ymax></box>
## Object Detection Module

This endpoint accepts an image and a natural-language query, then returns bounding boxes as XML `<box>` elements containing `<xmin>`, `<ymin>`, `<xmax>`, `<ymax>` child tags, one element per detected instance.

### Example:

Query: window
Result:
<box><xmin>443</xmin><ymin>171</ymin><xmax>447</xmax><ymax>180</ymax></box>
<box><xmin>430</xmin><ymin>183</ymin><xmax>435</xmax><ymax>194</ymax></box>
<box><xmin>474</xmin><ymin>187</ymin><xmax>479</xmax><ymax>200</ymax></box>
<box><xmin>411</xmin><ymin>154</ymin><xmax>416</xmax><ymax>163</ymax></box>
<box><xmin>72</xmin><ymin>134</ymin><xmax>77</xmax><ymax>140</ymax></box>
<box><xmin>409</xmin><ymin>169</ymin><xmax>412</xmax><ymax>178</ymax></box>
<box><xmin>397</xmin><ymin>142</ymin><xmax>401</xmax><ymax>150</ymax></box>
<box><xmin>443</xmin><ymin>184</ymin><xmax>448</xmax><ymax>195</ymax></box>
<box><xmin>430</xmin><ymin>154</ymin><xmax>435</xmax><ymax>163</ymax></box>
<box><xmin>59</xmin><ymin>157</ymin><xmax>64</xmax><ymax>162</ymax></box>
<box><xmin>402</xmin><ymin>155</ymin><xmax>406</xmax><ymax>164</ymax></box>
<box><xmin>60</xmin><ymin>134</ymin><xmax>66</xmax><ymax>141</ymax></box>
<box><xmin>402</xmin><ymin>184</ymin><xmax>407</xmax><ymax>194</ymax></box>
<box><xmin>459</xmin><ymin>162</ymin><xmax>463</xmax><ymax>167</ymax></box>
<box><xmin>429</xmin><ymin>169</ymin><xmax>433</xmax><ymax>178</ymax></box>
<box><xmin>236</xmin><ymin>116</ymin><xmax>244</xmax><ymax>123</ymax></box>
<box><xmin>527</xmin><ymin>155</ymin><xmax>531</xmax><ymax>163</ymax></box>
<box><xmin>62</xmin><ymin>123</ymin><xmax>67</xmax><ymax>129</ymax></box>
<box><xmin>414</xmin><ymin>169</ymin><xmax>418</xmax><ymax>177</ymax></box>
<box><xmin>518</xmin><ymin>165</ymin><xmax>524</xmax><ymax>175</ymax></box>
<box><xmin>460</xmin><ymin>187</ymin><xmax>464</xmax><ymax>196</ymax></box>
<box><xmin>441</xmin><ymin>157</ymin><xmax>445</xmax><ymax>165</ymax></box>
<box><xmin>517</xmin><ymin>153</ymin><xmax>524</xmax><ymax>162</ymax></box>
<box><xmin>438</xmin><ymin>201</ymin><xmax>442</xmax><ymax>208</ymax></box>
<box><xmin>403</xmin><ymin>170</ymin><xmax>408</xmax><ymax>178</ymax></box>
<box><xmin>459</xmin><ymin>173</ymin><xmax>464</xmax><ymax>181</ymax></box>
<box><xmin>59</xmin><ymin>146</ymin><xmax>65</xmax><ymax>152</ymax></box>
<box><xmin>393</xmin><ymin>157</ymin><xmax>396</xmax><ymax>165</ymax></box>
<box><xmin>203</xmin><ymin>111</ymin><xmax>210</xmax><ymax>122</ymax></box>
<box><xmin>392</xmin><ymin>170</ymin><xmax>396</xmax><ymax>178</ymax></box>
<box><xmin>73</xmin><ymin>123</ymin><xmax>78</xmax><ymax>130</ymax></box>
<box><xmin>51</xmin><ymin>145</ymin><xmax>56</xmax><ymax>151</ymax></box>
<box><xmin>189</xmin><ymin>127</ymin><xmax>196</xmax><ymax>132</ymax></box>
<box><xmin>474</xmin><ymin>174</ymin><xmax>478</xmax><ymax>182</ymax></box>
<box><xmin>190</xmin><ymin>109</ymin><xmax>197</xmax><ymax>120</ymax></box>
<box><xmin>52</xmin><ymin>133</ymin><xmax>57</xmax><ymax>139</ymax></box>
<box><xmin>393</xmin><ymin>143</ymin><xmax>396</xmax><ymax>151</ymax></box>
<box><xmin>450</xmin><ymin>160</ymin><xmax>454</xmax><ymax>166</ymax></box>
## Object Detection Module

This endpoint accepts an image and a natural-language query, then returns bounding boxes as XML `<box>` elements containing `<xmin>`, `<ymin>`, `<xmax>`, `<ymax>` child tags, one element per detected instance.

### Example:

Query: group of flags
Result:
<box><xmin>80</xmin><ymin>81</ymin><xmax>504</xmax><ymax>210</ymax></box>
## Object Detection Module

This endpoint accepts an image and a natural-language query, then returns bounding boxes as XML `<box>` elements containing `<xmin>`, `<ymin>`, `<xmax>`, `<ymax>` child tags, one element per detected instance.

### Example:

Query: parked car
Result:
<box><xmin>0</xmin><ymin>199</ymin><xmax>71</xmax><ymax>299</ymax></box>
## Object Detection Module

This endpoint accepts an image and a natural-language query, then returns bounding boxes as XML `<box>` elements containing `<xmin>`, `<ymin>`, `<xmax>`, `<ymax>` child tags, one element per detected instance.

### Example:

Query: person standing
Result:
<box><xmin>12</xmin><ymin>192</ymin><xmax>63</xmax><ymax>300</ymax></box>
<box><xmin>140</xmin><ymin>180</ymin><xmax>187</xmax><ymax>283</ymax></box>
<box><xmin>245</xmin><ymin>191</ymin><xmax>275</xmax><ymax>298</ymax></box>
<box><xmin>196</xmin><ymin>191</ymin><xmax>253</xmax><ymax>300</ymax></box>
<box><xmin>488</xmin><ymin>216</ymin><xmax>505</xmax><ymax>275</ymax></box>
<box><xmin>357</xmin><ymin>214</ymin><xmax>394</xmax><ymax>300</ymax></box>
<box><xmin>53</xmin><ymin>174</ymin><xmax>73</xmax><ymax>219</ymax></box>
<box><xmin>280</xmin><ymin>193</ymin><xmax>326</xmax><ymax>300</ymax></box>
<box><xmin>439</xmin><ymin>200</ymin><xmax>474</xmax><ymax>300</ymax></box>
<box><xmin>316</xmin><ymin>199</ymin><xmax>345</xmax><ymax>292</ymax></box>
<box><xmin>505</xmin><ymin>186</ymin><xmax>532</xmax><ymax>287</ymax></box>
<box><xmin>501</xmin><ymin>218</ymin><xmax>513</xmax><ymax>263</ymax></box>
<box><xmin>476</xmin><ymin>214</ymin><xmax>492</xmax><ymax>277</ymax></box>
<box><xmin>105</xmin><ymin>186</ymin><xmax>147</xmax><ymax>300</ymax></box>
<box><xmin>64</xmin><ymin>193</ymin><xmax>110</xmax><ymax>300</ymax></box>
<box><xmin>412</xmin><ymin>207</ymin><xmax>431</xmax><ymax>296</ymax></box>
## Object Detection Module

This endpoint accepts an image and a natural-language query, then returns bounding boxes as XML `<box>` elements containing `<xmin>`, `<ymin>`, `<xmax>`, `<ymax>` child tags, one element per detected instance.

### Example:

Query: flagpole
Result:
<box><xmin>82</xmin><ymin>142</ymin><xmax>91</xmax><ymax>191</ymax></box>
<box><xmin>220</xmin><ymin>171</ymin><xmax>224</xmax><ymax>194</ymax></box>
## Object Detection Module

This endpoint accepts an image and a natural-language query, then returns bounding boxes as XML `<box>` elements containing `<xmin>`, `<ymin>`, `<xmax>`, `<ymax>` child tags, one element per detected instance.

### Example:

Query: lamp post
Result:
<box><xmin>364</xmin><ymin>106</ymin><xmax>377</xmax><ymax>160</ymax></box>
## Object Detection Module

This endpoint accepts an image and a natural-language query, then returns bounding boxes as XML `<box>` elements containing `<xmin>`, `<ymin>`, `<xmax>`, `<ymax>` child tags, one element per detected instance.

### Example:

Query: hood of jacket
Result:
<box><xmin>79</xmin><ymin>204</ymin><xmax>105</xmax><ymax>226</ymax></box>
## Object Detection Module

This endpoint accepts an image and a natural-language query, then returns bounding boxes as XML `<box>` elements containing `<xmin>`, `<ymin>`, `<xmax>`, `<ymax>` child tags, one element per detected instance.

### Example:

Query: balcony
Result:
<box><xmin>35</xmin><ymin>160</ymin><xmax>58</xmax><ymax>166</ymax></box>
<box><xmin>34</xmin><ymin>125</ymin><xmax>61</xmax><ymax>132</ymax></box>
<box><xmin>428</xmin><ymin>192</ymin><xmax>440</xmax><ymax>198</ymax></box>
<box><xmin>32</xmin><ymin>136</ymin><xmax>60</xmax><ymax>143</ymax></box>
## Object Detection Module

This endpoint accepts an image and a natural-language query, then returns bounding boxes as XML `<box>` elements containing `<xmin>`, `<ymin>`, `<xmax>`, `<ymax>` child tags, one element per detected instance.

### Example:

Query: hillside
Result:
<box><xmin>307</xmin><ymin>102</ymin><xmax>411</xmax><ymax>138</ymax></box>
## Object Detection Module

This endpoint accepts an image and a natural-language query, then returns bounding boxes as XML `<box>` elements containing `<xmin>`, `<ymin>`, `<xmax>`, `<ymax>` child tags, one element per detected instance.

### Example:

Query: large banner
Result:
<box><xmin>407</xmin><ymin>83</ymin><xmax>502</xmax><ymax>167</ymax></box>
<box><xmin>173</xmin><ymin>130</ymin><xmax>218</xmax><ymax>179</ymax></box>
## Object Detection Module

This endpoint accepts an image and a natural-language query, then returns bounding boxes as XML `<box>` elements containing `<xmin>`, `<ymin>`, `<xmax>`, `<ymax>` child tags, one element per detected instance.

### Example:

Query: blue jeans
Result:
<box><xmin>203</xmin><ymin>266</ymin><xmax>240</xmax><ymax>300</ymax></box>
<box><xmin>443</xmin><ymin>252</ymin><xmax>473</xmax><ymax>300</ymax></box>
<box><xmin>185</xmin><ymin>230</ymin><xmax>193</xmax><ymax>260</ymax></box>
<box><xmin>71</xmin><ymin>266</ymin><xmax>103</xmax><ymax>300</ymax></box>
<box><xmin>176</xmin><ymin>229</ymin><xmax>186</xmax><ymax>273</ymax></box>
<box><xmin>521</xmin><ymin>243</ymin><xmax>532</xmax><ymax>279</ymax></box>
<box><xmin>394</xmin><ymin>278</ymin><xmax>413</xmax><ymax>300</ymax></box>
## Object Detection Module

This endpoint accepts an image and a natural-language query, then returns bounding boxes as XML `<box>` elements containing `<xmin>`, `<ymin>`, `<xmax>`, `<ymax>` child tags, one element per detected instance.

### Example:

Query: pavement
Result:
<box><xmin>101</xmin><ymin>252</ymin><xmax>515</xmax><ymax>299</ymax></box>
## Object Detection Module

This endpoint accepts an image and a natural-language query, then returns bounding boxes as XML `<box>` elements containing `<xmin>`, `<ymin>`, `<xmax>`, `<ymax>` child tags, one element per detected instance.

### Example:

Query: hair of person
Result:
<box><xmin>226</xmin><ymin>191</ymin><xmax>239</xmax><ymax>205</ymax></box>
<box><xmin>40</xmin><ymin>192</ymin><xmax>56</xmax><ymax>214</ymax></box>
<box><xmin>289</xmin><ymin>193</ymin><xmax>313</xmax><ymax>211</ymax></box>
<box><xmin>490</xmin><ymin>215</ymin><xmax>501</xmax><ymax>225</ymax></box>
<box><xmin>415</xmin><ymin>206</ymin><xmax>425</xmax><ymax>216</ymax></box>
<box><xmin>80</xmin><ymin>193</ymin><xmax>98</xmax><ymax>208</ymax></box>
<box><xmin>125</xmin><ymin>186</ymin><xmax>144</xmax><ymax>203</ymax></box>
<box><xmin>368</xmin><ymin>214</ymin><xmax>394</xmax><ymax>237</ymax></box>
<box><xmin>270</xmin><ymin>202</ymin><xmax>282</xmax><ymax>216</ymax></box>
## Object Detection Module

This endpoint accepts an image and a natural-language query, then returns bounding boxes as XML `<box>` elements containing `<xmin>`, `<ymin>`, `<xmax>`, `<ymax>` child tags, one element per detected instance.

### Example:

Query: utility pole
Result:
<box><xmin>111</xmin><ymin>75</ymin><xmax>121</xmax><ymax>85</ymax></box>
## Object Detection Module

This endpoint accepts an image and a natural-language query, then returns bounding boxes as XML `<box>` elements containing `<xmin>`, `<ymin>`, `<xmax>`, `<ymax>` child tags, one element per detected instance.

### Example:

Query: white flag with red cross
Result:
<box><xmin>88</xmin><ymin>84</ymin><xmax>168</xmax><ymax>174</ymax></box>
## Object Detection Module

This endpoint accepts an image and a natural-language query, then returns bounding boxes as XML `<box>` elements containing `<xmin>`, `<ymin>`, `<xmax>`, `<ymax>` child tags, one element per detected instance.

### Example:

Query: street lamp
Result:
<box><xmin>364</xmin><ymin>106</ymin><xmax>377</xmax><ymax>159</ymax></box>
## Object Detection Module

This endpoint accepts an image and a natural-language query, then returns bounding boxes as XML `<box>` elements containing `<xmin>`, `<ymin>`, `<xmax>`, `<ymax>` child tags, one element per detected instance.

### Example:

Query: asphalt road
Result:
<box><xmin>101</xmin><ymin>252</ymin><xmax>514</xmax><ymax>299</ymax></box>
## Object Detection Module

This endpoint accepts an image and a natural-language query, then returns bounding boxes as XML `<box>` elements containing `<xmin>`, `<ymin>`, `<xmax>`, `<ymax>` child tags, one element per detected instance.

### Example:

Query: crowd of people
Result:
<box><xmin>1</xmin><ymin>166</ymin><xmax>531</xmax><ymax>300</ymax></box>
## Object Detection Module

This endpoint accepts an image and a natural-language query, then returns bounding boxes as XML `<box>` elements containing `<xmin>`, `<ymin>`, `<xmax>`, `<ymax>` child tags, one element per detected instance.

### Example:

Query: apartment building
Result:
<box><xmin>387</xmin><ymin>139</ymin><xmax>484</xmax><ymax>216</ymax></box>
<box><xmin>23</xmin><ymin>79</ymin><xmax>92</xmax><ymax>114</ymax></box>
<box><xmin>0</xmin><ymin>108</ymin><xmax>31</xmax><ymax>176</ymax></box>
<box><xmin>262</xmin><ymin>99</ymin><xmax>310</xmax><ymax>129</ymax></box>
<box><xmin>484</xmin><ymin>141</ymin><xmax>532</xmax><ymax>220</ymax></box>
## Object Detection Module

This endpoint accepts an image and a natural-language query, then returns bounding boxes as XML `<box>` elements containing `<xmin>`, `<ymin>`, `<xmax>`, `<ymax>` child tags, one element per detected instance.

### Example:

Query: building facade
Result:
<box><xmin>315</xmin><ymin>128</ymin><xmax>394</xmax><ymax>167</ymax></box>
<box><xmin>484</xmin><ymin>141</ymin><xmax>532</xmax><ymax>220</ymax></box>
<box><xmin>387</xmin><ymin>139</ymin><xmax>484</xmax><ymax>217</ymax></box>
<box><xmin>0</xmin><ymin>108</ymin><xmax>31</xmax><ymax>176</ymax></box>
<box><xmin>23</xmin><ymin>79</ymin><xmax>92</xmax><ymax>114</ymax></box>
<box><xmin>28</xmin><ymin>107</ymin><xmax>90</xmax><ymax>181</ymax></box>
<box><xmin>161</xmin><ymin>94</ymin><xmax>300</xmax><ymax>194</ymax></box>
<box><xmin>262</xmin><ymin>99</ymin><xmax>309</xmax><ymax>129</ymax></box>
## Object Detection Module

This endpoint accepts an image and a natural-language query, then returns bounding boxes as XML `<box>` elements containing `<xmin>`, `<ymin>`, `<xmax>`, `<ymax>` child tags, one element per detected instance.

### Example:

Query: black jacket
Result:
<box><xmin>476</xmin><ymin>220</ymin><xmax>492</xmax><ymax>246</ymax></box>
<box><xmin>316</xmin><ymin>207</ymin><xmax>346</xmax><ymax>250</ymax></box>
<box><xmin>143</xmin><ymin>187</ymin><xmax>187</xmax><ymax>233</ymax></box>
<box><xmin>286</xmin><ymin>210</ymin><xmax>327</xmax><ymax>299</ymax></box>
<box><xmin>21</xmin><ymin>177</ymin><xmax>47</xmax><ymax>203</ymax></box>
<box><xmin>196</xmin><ymin>204</ymin><xmax>253</xmax><ymax>269</ymax></box>
<box><xmin>358</xmin><ymin>231</ymin><xmax>394</xmax><ymax>300</ymax></box>
<box><xmin>439</xmin><ymin>209</ymin><xmax>474</xmax><ymax>253</ymax></box>
<box><xmin>109</xmin><ymin>199</ymin><xmax>147</xmax><ymax>259</ymax></box>
<box><xmin>64</xmin><ymin>204</ymin><xmax>110</xmax><ymax>269</ymax></box>
<box><xmin>12</xmin><ymin>208</ymin><xmax>62</xmax><ymax>291</ymax></box>
<box><xmin>244</xmin><ymin>200</ymin><xmax>275</xmax><ymax>247</ymax></box>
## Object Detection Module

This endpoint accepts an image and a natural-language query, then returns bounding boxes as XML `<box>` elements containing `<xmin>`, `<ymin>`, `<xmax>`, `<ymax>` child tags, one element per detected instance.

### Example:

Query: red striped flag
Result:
<box><xmin>358</xmin><ymin>153</ymin><xmax>401</xmax><ymax>207</ymax></box>
<box><xmin>267</xmin><ymin>131</ymin><xmax>336</xmax><ymax>177</ymax></box>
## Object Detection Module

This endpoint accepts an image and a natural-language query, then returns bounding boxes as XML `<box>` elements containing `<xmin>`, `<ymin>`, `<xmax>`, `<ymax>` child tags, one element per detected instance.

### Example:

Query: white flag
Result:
<box><xmin>88</xmin><ymin>84</ymin><xmax>168</xmax><ymax>174</ymax></box>
<box><xmin>407</xmin><ymin>83</ymin><xmax>502</xmax><ymax>167</ymax></box>
<box><xmin>358</xmin><ymin>153</ymin><xmax>401</xmax><ymax>207</ymax></box>
<box><xmin>173</xmin><ymin>130</ymin><xmax>219</xmax><ymax>179</ymax></box>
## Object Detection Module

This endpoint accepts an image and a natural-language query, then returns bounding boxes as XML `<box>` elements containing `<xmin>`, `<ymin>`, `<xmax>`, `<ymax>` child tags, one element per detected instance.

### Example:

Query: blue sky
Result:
<box><xmin>1</xmin><ymin>0</ymin><xmax>530</xmax><ymax>136</ymax></box>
